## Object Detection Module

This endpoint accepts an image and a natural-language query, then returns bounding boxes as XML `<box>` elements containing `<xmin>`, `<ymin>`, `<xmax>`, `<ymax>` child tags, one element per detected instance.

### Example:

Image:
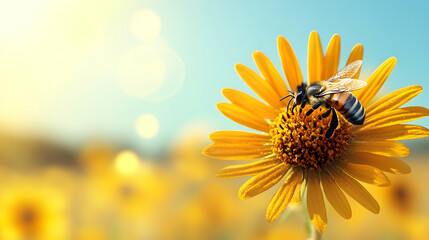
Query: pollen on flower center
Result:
<box><xmin>270</xmin><ymin>106</ymin><xmax>352</xmax><ymax>169</ymax></box>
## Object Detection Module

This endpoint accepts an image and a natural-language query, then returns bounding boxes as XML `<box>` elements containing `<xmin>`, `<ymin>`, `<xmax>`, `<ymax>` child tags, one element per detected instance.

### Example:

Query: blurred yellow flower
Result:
<box><xmin>160</xmin><ymin>124</ymin><xmax>272</xmax><ymax>239</ymax></box>
<box><xmin>325</xmin><ymin>158</ymin><xmax>429</xmax><ymax>239</ymax></box>
<box><xmin>378</xmin><ymin>159</ymin><xmax>429</xmax><ymax>239</ymax></box>
<box><xmin>170</xmin><ymin>123</ymin><xmax>221</xmax><ymax>183</ymax></box>
<box><xmin>385</xmin><ymin>176</ymin><xmax>418</xmax><ymax>215</ymax></box>
<box><xmin>78</xmin><ymin>153</ymin><xmax>170</xmax><ymax>239</ymax></box>
<box><xmin>0</xmin><ymin>175</ymin><xmax>69</xmax><ymax>240</ymax></box>
<box><xmin>204</xmin><ymin>31</ymin><xmax>429</xmax><ymax>233</ymax></box>
<box><xmin>161</xmin><ymin>181</ymin><xmax>258</xmax><ymax>240</ymax></box>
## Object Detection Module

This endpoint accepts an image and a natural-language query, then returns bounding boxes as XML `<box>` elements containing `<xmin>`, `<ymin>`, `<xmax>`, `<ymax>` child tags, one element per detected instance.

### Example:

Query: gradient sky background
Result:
<box><xmin>0</xmin><ymin>0</ymin><xmax>428</xmax><ymax>156</ymax></box>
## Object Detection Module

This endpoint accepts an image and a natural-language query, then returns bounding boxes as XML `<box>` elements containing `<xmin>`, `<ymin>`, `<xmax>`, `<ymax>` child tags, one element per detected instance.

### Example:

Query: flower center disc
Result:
<box><xmin>270</xmin><ymin>106</ymin><xmax>352</xmax><ymax>169</ymax></box>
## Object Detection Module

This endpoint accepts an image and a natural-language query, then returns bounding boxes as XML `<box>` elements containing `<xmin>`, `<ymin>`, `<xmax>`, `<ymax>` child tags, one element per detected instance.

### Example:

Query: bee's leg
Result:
<box><xmin>286</xmin><ymin>97</ymin><xmax>294</xmax><ymax>117</ymax></box>
<box><xmin>305</xmin><ymin>102</ymin><xmax>323</xmax><ymax>116</ymax></box>
<box><xmin>322</xmin><ymin>106</ymin><xmax>332</xmax><ymax>118</ymax></box>
<box><xmin>287</xmin><ymin>97</ymin><xmax>294</xmax><ymax>110</ymax></box>
<box><xmin>299</xmin><ymin>98</ymin><xmax>307</xmax><ymax>114</ymax></box>
<box><xmin>325</xmin><ymin>109</ymin><xmax>339</xmax><ymax>138</ymax></box>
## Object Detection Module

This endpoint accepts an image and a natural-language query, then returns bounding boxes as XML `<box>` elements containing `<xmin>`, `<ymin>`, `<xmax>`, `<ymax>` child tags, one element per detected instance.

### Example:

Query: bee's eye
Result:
<box><xmin>295</xmin><ymin>92</ymin><xmax>303</xmax><ymax>104</ymax></box>
<box><xmin>307</xmin><ymin>84</ymin><xmax>323</xmax><ymax>97</ymax></box>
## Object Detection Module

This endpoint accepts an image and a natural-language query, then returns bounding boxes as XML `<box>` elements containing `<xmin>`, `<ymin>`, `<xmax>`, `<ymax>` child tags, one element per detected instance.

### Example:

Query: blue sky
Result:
<box><xmin>0</xmin><ymin>0</ymin><xmax>428</xmax><ymax>155</ymax></box>
<box><xmin>151</xmin><ymin>0</ymin><xmax>429</xmax><ymax>151</ymax></box>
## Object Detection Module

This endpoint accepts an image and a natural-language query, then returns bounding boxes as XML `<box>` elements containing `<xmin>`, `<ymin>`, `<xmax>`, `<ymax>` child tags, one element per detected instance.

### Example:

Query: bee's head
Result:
<box><xmin>307</xmin><ymin>83</ymin><xmax>324</xmax><ymax>97</ymax></box>
<box><xmin>294</xmin><ymin>83</ymin><xmax>307</xmax><ymax>105</ymax></box>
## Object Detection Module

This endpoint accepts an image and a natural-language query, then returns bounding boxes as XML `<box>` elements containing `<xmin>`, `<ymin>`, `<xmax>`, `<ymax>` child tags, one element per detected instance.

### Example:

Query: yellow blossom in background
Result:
<box><xmin>384</xmin><ymin>174</ymin><xmax>419</xmax><ymax>217</ymax></box>
<box><xmin>375</xmin><ymin>158</ymin><xmax>429</xmax><ymax>239</ymax></box>
<box><xmin>170</xmin><ymin>123</ymin><xmax>222</xmax><ymax>183</ymax></box>
<box><xmin>203</xmin><ymin>31</ymin><xmax>429</xmax><ymax>233</ymax></box>
<box><xmin>0</xmin><ymin>174</ymin><xmax>69</xmax><ymax>240</ymax></box>
<box><xmin>160</xmin><ymin>124</ymin><xmax>273</xmax><ymax>239</ymax></box>
<box><xmin>169</xmin><ymin>182</ymin><xmax>241</xmax><ymax>239</ymax></box>
<box><xmin>325</xmin><ymin>158</ymin><xmax>429</xmax><ymax>239</ymax></box>
<box><xmin>78</xmin><ymin>151</ymin><xmax>171</xmax><ymax>239</ymax></box>
<box><xmin>109</xmin><ymin>163</ymin><xmax>169</xmax><ymax>220</ymax></box>
<box><xmin>161</xmin><ymin>180</ymin><xmax>272</xmax><ymax>240</ymax></box>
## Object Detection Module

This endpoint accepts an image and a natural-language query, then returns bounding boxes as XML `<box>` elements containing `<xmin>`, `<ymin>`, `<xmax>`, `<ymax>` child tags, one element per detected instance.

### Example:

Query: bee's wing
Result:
<box><xmin>326</xmin><ymin>60</ymin><xmax>362</xmax><ymax>82</ymax></box>
<box><xmin>318</xmin><ymin>78</ymin><xmax>367</xmax><ymax>96</ymax></box>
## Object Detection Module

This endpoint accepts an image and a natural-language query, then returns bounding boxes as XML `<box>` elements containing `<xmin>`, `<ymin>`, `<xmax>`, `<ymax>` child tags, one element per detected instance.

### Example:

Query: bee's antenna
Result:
<box><xmin>287</xmin><ymin>90</ymin><xmax>294</xmax><ymax>94</ymax></box>
<box><xmin>280</xmin><ymin>95</ymin><xmax>293</xmax><ymax>101</ymax></box>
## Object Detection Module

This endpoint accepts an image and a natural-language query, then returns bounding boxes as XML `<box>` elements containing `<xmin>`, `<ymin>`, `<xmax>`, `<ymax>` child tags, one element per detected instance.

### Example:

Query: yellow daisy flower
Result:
<box><xmin>0</xmin><ymin>175</ymin><xmax>69</xmax><ymax>240</ymax></box>
<box><xmin>203</xmin><ymin>31</ymin><xmax>429</xmax><ymax>233</ymax></box>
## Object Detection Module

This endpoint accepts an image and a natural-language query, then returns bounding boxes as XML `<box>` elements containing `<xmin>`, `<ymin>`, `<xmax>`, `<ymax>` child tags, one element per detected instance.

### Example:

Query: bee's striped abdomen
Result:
<box><xmin>327</xmin><ymin>92</ymin><xmax>365</xmax><ymax>125</ymax></box>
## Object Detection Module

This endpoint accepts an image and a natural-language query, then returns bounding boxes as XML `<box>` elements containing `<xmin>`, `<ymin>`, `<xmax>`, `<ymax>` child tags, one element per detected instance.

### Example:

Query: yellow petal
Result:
<box><xmin>202</xmin><ymin>143</ymin><xmax>272</xmax><ymax>160</ymax></box>
<box><xmin>239</xmin><ymin>163</ymin><xmax>290</xmax><ymax>200</ymax></box>
<box><xmin>216</xmin><ymin>157</ymin><xmax>282</xmax><ymax>178</ymax></box>
<box><xmin>209</xmin><ymin>130</ymin><xmax>271</xmax><ymax>144</ymax></box>
<box><xmin>346</xmin><ymin>44</ymin><xmax>363</xmax><ymax>78</ymax></box>
<box><xmin>307</xmin><ymin>170</ymin><xmax>327</xmax><ymax>233</ymax></box>
<box><xmin>277</xmin><ymin>36</ymin><xmax>303</xmax><ymax>92</ymax></box>
<box><xmin>354</xmin><ymin>57</ymin><xmax>397</xmax><ymax>107</ymax></box>
<box><xmin>336</xmin><ymin>160</ymin><xmax>391</xmax><ymax>187</ymax></box>
<box><xmin>320</xmin><ymin>170</ymin><xmax>352</xmax><ymax>219</ymax></box>
<box><xmin>290</xmin><ymin>179</ymin><xmax>302</xmax><ymax>205</ymax></box>
<box><xmin>345</xmin><ymin>152</ymin><xmax>411</xmax><ymax>174</ymax></box>
<box><xmin>354</xmin><ymin>124</ymin><xmax>429</xmax><ymax>141</ymax></box>
<box><xmin>323</xmin><ymin>33</ymin><xmax>341</xmax><ymax>80</ymax></box>
<box><xmin>216</xmin><ymin>103</ymin><xmax>270</xmax><ymax>132</ymax></box>
<box><xmin>222</xmin><ymin>88</ymin><xmax>278</xmax><ymax>120</ymax></box>
<box><xmin>326</xmin><ymin>165</ymin><xmax>380</xmax><ymax>214</ymax></box>
<box><xmin>235</xmin><ymin>64</ymin><xmax>282</xmax><ymax>109</ymax></box>
<box><xmin>253</xmin><ymin>51</ymin><xmax>289</xmax><ymax>100</ymax></box>
<box><xmin>308</xmin><ymin>31</ymin><xmax>324</xmax><ymax>84</ymax></box>
<box><xmin>348</xmin><ymin>141</ymin><xmax>410</xmax><ymax>157</ymax></box>
<box><xmin>361</xmin><ymin>106</ymin><xmax>429</xmax><ymax>130</ymax></box>
<box><xmin>365</xmin><ymin>85</ymin><xmax>423</xmax><ymax>117</ymax></box>
<box><xmin>266</xmin><ymin>168</ymin><xmax>302</xmax><ymax>222</ymax></box>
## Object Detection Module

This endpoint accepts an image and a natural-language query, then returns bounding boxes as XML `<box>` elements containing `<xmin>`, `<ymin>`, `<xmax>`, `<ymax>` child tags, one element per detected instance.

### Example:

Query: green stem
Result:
<box><xmin>310</xmin><ymin>225</ymin><xmax>322</xmax><ymax>240</ymax></box>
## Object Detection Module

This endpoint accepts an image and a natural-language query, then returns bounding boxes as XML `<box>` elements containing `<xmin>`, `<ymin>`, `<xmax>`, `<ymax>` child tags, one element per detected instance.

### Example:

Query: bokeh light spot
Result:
<box><xmin>115</xmin><ymin>151</ymin><xmax>140</xmax><ymax>175</ymax></box>
<box><xmin>130</xmin><ymin>9</ymin><xmax>161</xmax><ymax>42</ymax></box>
<box><xmin>116</xmin><ymin>45</ymin><xmax>165</xmax><ymax>98</ymax></box>
<box><xmin>136</xmin><ymin>114</ymin><xmax>159</xmax><ymax>139</ymax></box>
<box><xmin>144</xmin><ymin>47</ymin><xmax>185</xmax><ymax>101</ymax></box>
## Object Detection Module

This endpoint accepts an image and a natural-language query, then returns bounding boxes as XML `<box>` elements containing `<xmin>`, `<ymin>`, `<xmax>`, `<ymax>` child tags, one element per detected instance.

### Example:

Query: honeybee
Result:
<box><xmin>280</xmin><ymin>60</ymin><xmax>366</xmax><ymax>138</ymax></box>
